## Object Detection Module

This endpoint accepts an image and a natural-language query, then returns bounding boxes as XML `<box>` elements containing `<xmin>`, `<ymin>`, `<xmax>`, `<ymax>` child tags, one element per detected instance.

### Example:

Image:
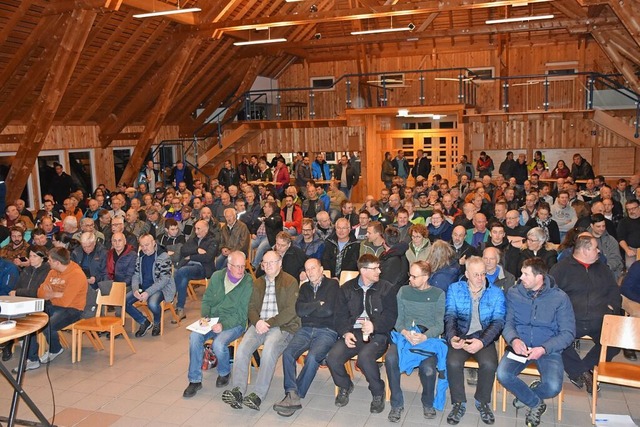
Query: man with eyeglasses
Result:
<box><xmin>550</xmin><ymin>235</ymin><xmax>621</xmax><ymax>395</ymax></box>
<box><xmin>183</xmin><ymin>251</ymin><xmax>253</xmax><ymax>398</ymax></box>
<box><xmin>617</xmin><ymin>199</ymin><xmax>640</xmax><ymax>269</ymax></box>
<box><xmin>222</xmin><ymin>250</ymin><xmax>300</xmax><ymax>411</ymax></box>
<box><xmin>293</xmin><ymin>218</ymin><xmax>325</xmax><ymax>261</ymax></box>
<box><xmin>326</xmin><ymin>254</ymin><xmax>397</xmax><ymax>414</ymax></box>
<box><xmin>273</xmin><ymin>258</ymin><xmax>340</xmax><ymax>417</ymax></box>
<box><xmin>444</xmin><ymin>256</ymin><xmax>505</xmax><ymax>425</ymax></box>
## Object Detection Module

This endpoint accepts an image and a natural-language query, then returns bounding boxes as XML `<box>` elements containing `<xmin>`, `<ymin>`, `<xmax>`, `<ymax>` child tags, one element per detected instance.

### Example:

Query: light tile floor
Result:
<box><xmin>2</xmin><ymin>302</ymin><xmax>639</xmax><ymax>427</ymax></box>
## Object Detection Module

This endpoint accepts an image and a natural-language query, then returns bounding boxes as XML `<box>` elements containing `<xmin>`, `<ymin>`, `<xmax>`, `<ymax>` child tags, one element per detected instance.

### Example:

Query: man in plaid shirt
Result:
<box><xmin>222</xmin><ymin>250</ymin><xmax>300</xmax><ymax>411</ymax></box>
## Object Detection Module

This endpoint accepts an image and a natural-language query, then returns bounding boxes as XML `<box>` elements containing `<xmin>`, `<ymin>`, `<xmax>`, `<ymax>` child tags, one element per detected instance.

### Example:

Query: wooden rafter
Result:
<box><xmin>608</xmin><ymin>30</ymin><xmax>640</xmax><ymax>65</ymax></box>
<box><xmin>78</xmin><ymin>20</ymin><xmax>172</xmax><ymax>122</ymax></box>
<box><xmin>118</xmin><ymin>35</ymin><xmax>203</xmax><ymax>186</ymax></box>
<box><xmin>5</xmin><ymin>9</ymin><xmax>97</xmax><ymax>203</ymax></box>
<box><xmin>0</xmin><ymin>0</ymin><xmax>34</xmax><ymax>46</ymax></box>
<box><xmin>602</xmin><ymin>0</ymin><xmax>640</xmax><ymax>49</ymax></box>
<box><xmin>201</xmin><ymin>0</ymin><xmax>554</xmax><ymax>36</ymax></box>
<box><xmin>591</xmin><ymin>29</ymin><xmax>640</xmax><ymax>93</ymax></box>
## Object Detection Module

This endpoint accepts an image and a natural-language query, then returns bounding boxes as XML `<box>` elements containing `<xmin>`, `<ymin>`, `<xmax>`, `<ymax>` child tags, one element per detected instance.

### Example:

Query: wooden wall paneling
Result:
<box><xmin>5</xmin><ymin>9</ymin><xmax>97</xmax><ymax>203</ymax></box>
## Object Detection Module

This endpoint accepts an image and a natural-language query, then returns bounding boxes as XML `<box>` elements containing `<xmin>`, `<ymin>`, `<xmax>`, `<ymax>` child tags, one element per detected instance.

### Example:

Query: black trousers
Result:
<box><xmin>447</xmin><ymin>343</ymin><xmax>497</xmax><ymax>404</ymax></box>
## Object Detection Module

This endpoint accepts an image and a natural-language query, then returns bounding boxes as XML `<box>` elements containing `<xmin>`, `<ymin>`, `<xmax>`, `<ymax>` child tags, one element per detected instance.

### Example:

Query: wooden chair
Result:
<box><xmin>323</xmin><ymin>269</ymin><xmax>331</xmax><ymax>278</ymax></box>
<box><xmin>132</xmin><ymin>297</ymin><xmax>181</xmax><ymax>336</ymax></box>
<box><xmin>245</xmin><ymin>239</ymin><xmax>257</xmax><ymax>280</ymax></box>
<box><xmin>339</xmin><ymin>270</ymin><xmax>359</xmax><ymax>286</ymax></box>
<box><xmin>187</xmin><ymin>278</ymin><xmax>208</xmax><ymax>301</ymax></box>
<box><xmin>591</xmin><ymin>314</ymin><xmax>640</xmax><ymax>424</ymax></box>
<box><xmin>72</xmin><ymin>282</ymin><xmax>136</xmax><ymax>366</ymax></box>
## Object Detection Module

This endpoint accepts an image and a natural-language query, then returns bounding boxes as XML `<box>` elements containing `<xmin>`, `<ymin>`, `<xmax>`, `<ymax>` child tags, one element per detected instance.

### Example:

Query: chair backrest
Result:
<box><xmin>95</xmin><ymin>281</ymin><xmax>127</xmax><ymax>324</ymax></box>
<box><xmin>323</xmin><ymin>270</ymin><xmax>331</xmax><ymax>278</ymax></box>
<box><xmin>599</xmin><ymin>314</ymin><xmax>640</xmax><ymax>361</ymax></box>
<box><xmin>339</xmin><ymin>270</ymin><xmax>359</xmax><ymax>286</ymax></box>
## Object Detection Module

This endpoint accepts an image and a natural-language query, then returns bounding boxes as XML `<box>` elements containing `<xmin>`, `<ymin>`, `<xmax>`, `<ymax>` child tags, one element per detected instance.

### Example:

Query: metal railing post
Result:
<box><xmin>309</xmin><ymin>89</ymin><xmax>315</xmax><ymax>119</ymax></box>
<box><xmin>543</xmin><ymin>77</ymin><xmax>550</xmax><ymax>111</ymax></box>
<box><xmin>502</xmin><ymin>81</ymin><xmax>509</xmax><ymax>112</ymax></box>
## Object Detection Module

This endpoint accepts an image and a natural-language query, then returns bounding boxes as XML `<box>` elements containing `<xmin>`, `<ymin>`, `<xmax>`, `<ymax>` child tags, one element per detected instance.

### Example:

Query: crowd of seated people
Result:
<box><xmin>0</xmin><ymin>152</ymin><xmax>638</xmax><ymax>427</ymax></box>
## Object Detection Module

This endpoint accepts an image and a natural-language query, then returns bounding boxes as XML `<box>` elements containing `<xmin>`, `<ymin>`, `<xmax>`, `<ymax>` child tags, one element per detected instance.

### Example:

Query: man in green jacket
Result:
<box><xmin>222</xmin><ymin>250</ymin><xmax>301</xmax><ymax>411</ymax></box>
<box><xmin>183</xmin><ymin>251</ymin><xmax>253</xmax><ymax>398</ymax></box>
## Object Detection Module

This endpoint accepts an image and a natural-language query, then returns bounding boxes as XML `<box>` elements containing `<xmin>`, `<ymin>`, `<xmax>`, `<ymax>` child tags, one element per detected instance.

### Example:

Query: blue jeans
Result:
<box><xmin>497</xmin><ymin>352</ymin><xmax>564</xmax><ymax>408</ymax></box>
<box><xmin>125</xmin><ymin>291</ymin><xmax>164</xmax><ymax>325</ymax></box>
<box><xmin>282</xmin><ymin>326</ymin><xmax>338</xmax><ymax>398</ymax></box>
<box><xmin>339</xmin><ymin>186</ymin><xmax>351</xmax><ymax>200</ymax></box>
<box><xmin>230</xmin><ymin>325</ymin><xmax>292</xmax><ymax>400</ymax></box>
<box><xmin>28</xmin><ymin>305</ymin><xmax>83</xmax><ymax>361</ymax></box>
<box><xmin>385</xmin><ymin>343</ymin><xmax>438</xmax><ymax>409</ymax></box>
<box><xmin>187</xmin><ymin>324</ymin><xmax>245</xmax><ymax>382</ymax></box>
<box><xmin>251</xmin><ymin>236</ymin><xmax>271</xmax><ymax>269</ymax></box>
<box><xmin>175</xmin><ymin>263</ymin><xmax>206</xmax><ymax>309</ymax></box>
<box><xmin>214</xmin><ymin>254</ymin><xmax>228</xmax><ymax>271</ymax></box>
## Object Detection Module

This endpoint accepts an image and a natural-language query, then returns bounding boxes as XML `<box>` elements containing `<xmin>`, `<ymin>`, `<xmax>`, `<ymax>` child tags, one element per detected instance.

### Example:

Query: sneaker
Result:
<box><xmin>423</xmin><ymin>406</ymin><xmax>437</xmax><ymax>419</ymax></box>
<box><xmin>624</xmin><ymin>349</ymin><xmax>638</xmax><ymax>361</ymax></box>
<box><xmin>222</xmin><ymin>387</ymin><xmax>243</xmax><ymax>409</ymax></box>
<box><xmin>2</xmin><ymin>344</ymin><xmax>12</xmax><ymax>362</ymax></box>
<box><xmin>447</xmin><ymin>402</ymin><xmax>466</xmax><ymax>425</ymax></box>
<box><xmin>39</xmin><ymin>347</ymin><xmax>64</xmax><ymax>363</ymax></box>
<box><xmin>242</xmin><ymin>392</ymin><xmax>261</xmax><ymax>410</ymax></box>
<box><xmin>216</xmin><ymin>374</ymin><xmax>230</xmax><ymax>388</ymax></box>
<box><xmin>387</xmin><ymin>407</ymin><xmax>403</xmax><ymax>423</ymax></box>
<box><xmin>370</xmin><ymin>395</ymin><xmax>385</xmax><ymax>414</ymax></box>
<box><xmin>466</xmin><ymin>368</ymin><xmax>478</xmax><ymax>385</ymax></box>
<box><xmin>476</xmin><ymin>402</ymin><xmax>495</xmax><ymax>425</ymax></box>
<box><xmin>273</xmin><ymin>391</ymin><xmax>302</xmax><ymax>412</ymax></box>
<box><xmin>135</xmin><ymin>320</ymin><xmax>152</xmax><ymax>337</ymax></box>
<box><xmin>182</xmin><ymin>382</ymin><xmax>202</xmax><ymax>398</ymax></box>
<box><xmin>172</xmin><ymin>307</ymin><xmax>186</xmax><ymax>324</ymax></box>
<box><xmin>276</xmin><ymin>407</ymin><xmax>298</xmax><ymax>417</ymax></box>
<box><xmin>513</xmin><ymin>379</ymin><xmax>541</xmax><ymax>409</ymax></box>
<box><xmin>525</xmin><ymin>401</ymin><xmax>547</xmax><ymax>427</ymax></box>
<box><xmin>334</xmin><ymin>383</ymin><xmax>354</xmax><ymax>407</ymax></box>
<box><xmin>12</xmin><ymin>359</ymin><xmax>40</xmax><ymax>373</ymax></box>
<box><xmin>569</xmin><ymin>374</ymin><xmax>585</xmax><ymax>389</ymax></box>
<box><xmin>151</xmin><ymin>323</ymin><xmax>161</xmax><ymax>336</ymax></box>
<box><xmin>582</xmin><ymin>370</ymin><xmax>600</xmax><ymax>395</ymax></box>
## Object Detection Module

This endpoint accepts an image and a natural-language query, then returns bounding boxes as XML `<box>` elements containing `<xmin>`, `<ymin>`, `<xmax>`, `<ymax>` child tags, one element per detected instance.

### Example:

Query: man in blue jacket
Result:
<box><xmin>497</xmin><ymin>258</ymin><xmax>575</xmax><ymax>427</ymax></box>
<box><xmin>444</xmin><ymin>256</ymin><xmax>506</xmax><ymax>425</ymax></box>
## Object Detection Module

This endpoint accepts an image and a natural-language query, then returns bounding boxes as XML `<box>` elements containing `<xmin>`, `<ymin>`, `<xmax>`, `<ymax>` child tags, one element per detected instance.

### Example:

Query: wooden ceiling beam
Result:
<box><xmin>247</xmin><ymin>16</ymin><xmax>614</xmax><ymax>54</ymax></box>
<box><xmin>200</xmin><ymin>0</ymin><xmax>554</xmax><ymax>36</ymax></box>
<box><xmin>5</xmin><ymin>9</ymin><xmax>97</xmax><ymax>203</ymax></box>
<box><xmin>78</xmin><ymin>20</ymin><xmax>171</xmax><ymax>122</ymax></box>
<box><xmin>604</xmin><ymin>0</ymin><xmax>640</xmax><ymax>49</ymax></box>
<box><xmin>42</xmin><ymin>0</ymin><xmax>107</xmax><ymax>14</ymax></box>
<box><xmin>608</xmin><ymin>30</ymin><xmax>640</xmax><ymax>65</ymax></box>
<box><xmin>0</xmin><ymin>0</ymin><xmax>35</xmax><ymax>46</ymax></box>
<box><xmin>0</xmin><ymin>15</ymin><xmax>61</xmax><ymax>93</ymax></box>
<box><xmin>591</xmin><ymin>29</ymin><xmax>640</xmax><ymax>93</ymax></box>
<box><xmin>118</xmin><ymin>36</ymin><xmax>202</xmax><ymax>186</ymax></box>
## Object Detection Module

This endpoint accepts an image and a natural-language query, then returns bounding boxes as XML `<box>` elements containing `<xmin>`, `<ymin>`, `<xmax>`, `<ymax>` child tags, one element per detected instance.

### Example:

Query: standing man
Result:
<box><xmin>139</xmin><ymin>160</ymin><xmax>159</xmax><ymax>193</ymax></box>
<box><xmin>444</xmin><ymin>256</ymin><xmax>505</xmax><ymax>425</ymax></box>
<box><xmin>126</xmin><ymin>234</ymin><xmax>175</xmax><ymax>337</ymax></box>
<box><xmin>170</xmin><ymin>160</ymin><xmax>193</xmax><ymax>191</ymax></box>
<box><xmin>412</xmin><ymin>149</ymin><xmax>432</xmax><ymax>181</ymax></box>
<box><xmin>273</xmin><ymin>258</ymin><xmax>340</xmax><ymax>417</ymax></box>
<box><xmin>550</xmin><ymin>235</ymin><xmax>621</xmax><ymax>395</ymax></box>
<box><xmin>217</xmin><ymin>160</ymin><xmax>240</xmax><ymax>190</ymax></box>
<box><xmin>183</xmin><ymin>251</ymin><xmax>253</xmax><ymax>397</ymax></box>
<box><xmin>391</xmin><ymin>150</ymin><xmax>410</xmax><ymax>181</ymax></box>
<box><xmin>333</xmin><ymin>155</ymin><xmax>356</xmax><ymax>199</ymax></box>
<box><xmin>295</xmin><ymin>156</ymin><xmax>312</xmax><ymax>197</ymax></box>
<box><xmin>617</xmin><ymin>199</ymin><xmax>640</xmax><ymax>269</ymax></box>
<box><xmin>222</xmin><ymin>251</ymin><xmax>300</xmax><ymax>411</ymax></box>
<box><xmin>311</xmin><ymin>153</ymin><xmax>331</xmax><ymax>182</ymax></box>
<box><xmin>50</xmin><ymin>163</ymin><xmax>75</xmax><ymax>205</ymax></box>
<box><xmin>498</xmin><ymin>152</ymin><xmax>516</xmax><ymax>181</ymax></box>
<box><xmin>497</xmin><ymin>258</ymin><xmax>575</xmax><ymax>427</ymax></box>
<box><xmin>570</xmin><ymin>153</ymin><xmax>595</xmax><ymax>181</ymax></box>
<box><xmin>326</xmin><ymin>254</ymin><xmax>398</xmax><ymax>414</ymax></box>
<box><xmin>381</xmin><ymin>152</ymin><xmax>395</xmax><ymax>189</ymax></box>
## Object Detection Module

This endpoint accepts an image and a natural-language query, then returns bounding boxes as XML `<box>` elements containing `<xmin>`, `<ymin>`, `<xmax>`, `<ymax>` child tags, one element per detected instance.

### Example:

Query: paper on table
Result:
<box><xmin>186</xmin><ymin>317</ymin><xmax>219</xmax><ymax>335</ymax></box>
<box><xmin>595</xmin><ymin>414</ymin><xmax>637</xmax><ymax>427</ymax></box>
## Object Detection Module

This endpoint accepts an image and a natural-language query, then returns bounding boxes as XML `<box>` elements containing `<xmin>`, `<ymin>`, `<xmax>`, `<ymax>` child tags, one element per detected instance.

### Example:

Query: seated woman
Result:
<box><xmin>406</xmin><ymin>224</ymin><xmax>431</xmax><ymax>264</ymax></box>
<box><xmin>384</xmin><ymin>261</ymin><xmax>446</xmax><ymax>423</ymax></box>
<box><xmin>428</xmin><ymin>210</ymin><xmax>453</xmax><ymax>242</ymax></box>
<box><xmin>425</xmin><ymin>240</ymin><xmax>460</xmax><ymax>292</ymax></box>
<box><xmin>525</xmin><ymin>202</ymin><xmax>560</xmax><ymax>245</ymax></box>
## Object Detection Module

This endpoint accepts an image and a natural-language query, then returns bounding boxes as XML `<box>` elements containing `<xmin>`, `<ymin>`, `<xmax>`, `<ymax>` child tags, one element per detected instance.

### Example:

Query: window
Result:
<box><xmin>468</xmin><ymin>67</ymin><xmax>494</xmax><ymax>83</ymax></box>
<box><xmin>310</xmin><ymin>76</ymin><xmax>335</xmax><ymax>91</ymax></box>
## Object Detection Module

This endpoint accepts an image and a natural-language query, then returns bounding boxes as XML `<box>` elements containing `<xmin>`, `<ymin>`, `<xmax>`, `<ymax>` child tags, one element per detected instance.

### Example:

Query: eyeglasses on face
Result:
<box><xmin>261</xmin><ymin>260</ymin><xmax>281</xmax><ymax>267</ymax></box>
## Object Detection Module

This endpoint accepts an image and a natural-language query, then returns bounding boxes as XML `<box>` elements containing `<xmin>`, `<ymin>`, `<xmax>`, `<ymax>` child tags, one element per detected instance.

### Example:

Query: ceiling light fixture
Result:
<box><xmin>351</xmin><ymin>18</ymin><xmax>414</xmax><ymax>35</ymax></box>
<box><xmin>133</xmin><ymin>0</ymin><xmax>201</xmax><ymax>18</ymax></box>
<box><xmin>485</xmin><ymin>14</ymin><xmax>554</xmax><ymax>24</ymax></box>
<box><xmin>233</xmin><ymin>27</ymin><xmax>287</xmax><ymax>46</ymax></box>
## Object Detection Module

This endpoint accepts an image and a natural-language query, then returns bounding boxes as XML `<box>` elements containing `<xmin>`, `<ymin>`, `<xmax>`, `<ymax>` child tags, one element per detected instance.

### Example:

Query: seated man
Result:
<box><xmin>384</xmin><ymin>260</ymin><xmax>446</xmax><ymax>423</ymax></box>
<box><xmin>126</xmin><ymin>234</ymin><xmax>175</xmax><ymax>337</ymax></box>
<box><xmin>214</xmin><ymin>208</ymin><xmax>250</xmax><ymax>270</ymax></box>
<box><xmin>444</xmin><ymin>256</ymin><xmax>505</xmax><ymax>425</ymax></box>
<box><xmin>71</xmin><ymin>232</ymin><xmax>107</xmax><ymax>293</ymax></box>
<box><xmin>293</xmin><ymin>218</ymin><xmax>325</xmax><ymax>260</ymax></box>
<box><xmin>183</xmin><ymin>251</ymin><xmax>253</xmax><ymax>397</ymax></box>
<box><xmin>221</xmin><ymin>250</ymin><xmax>300</xmax><ymax>411</ymax></box>
<box><xmin>21</xmin><ymin>248</ymin><xmax>87</xmax><ymax>371</ymax></box>
<box><xmin>273</xmin><ymin>258</ymin><xmax>340</xmax><ymax>417</ymax></box>
<box><xmin>326</xmin><ymin>254</ymin><xmax>397</xmax><ymax>414</ymax></box>
<box><xmin>174</xmin><ymin>220</ymin><xmax>218</xmax><ymax>320</ymax></box>
<box><xmin>621</xmin><ymin>260</ymin><xmax>640</xmax><ymax>360</ymax></box>
<box><xmin>497</xmin><ymin>258</ymin><xmax>575</xmax><ymax>427</ymax></box>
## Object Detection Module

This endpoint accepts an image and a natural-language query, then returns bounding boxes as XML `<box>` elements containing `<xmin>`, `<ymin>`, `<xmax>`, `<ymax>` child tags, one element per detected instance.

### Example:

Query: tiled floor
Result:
<box><xmin>2</xmin><ymin>302</ymin><xmax>639</xmax><ymax>427</ymax></box>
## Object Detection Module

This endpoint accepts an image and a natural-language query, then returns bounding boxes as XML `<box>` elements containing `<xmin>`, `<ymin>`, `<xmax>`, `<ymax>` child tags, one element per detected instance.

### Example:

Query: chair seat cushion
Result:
<box><xmin>597</xmin><ymin>362</ymin><xmax>640</xmax><ymax>388</ymax></box>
